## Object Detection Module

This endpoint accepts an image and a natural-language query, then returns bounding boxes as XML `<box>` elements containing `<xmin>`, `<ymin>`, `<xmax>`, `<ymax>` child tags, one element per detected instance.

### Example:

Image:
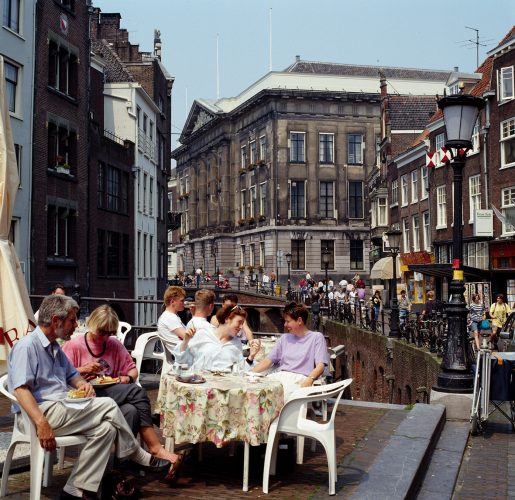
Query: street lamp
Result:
<box><xmin>322</xmin><ymin>247</ymin><xmax>330</xmax><ymax>306</ymax></box>
<box><xmin>385</xmin><ymin>228</ymin><xmax>402</xmax><ymax>338</ymax></box>
<box><xmin>285</xmin><ymin>252</ymin><xmax>292</xmax><ymax>300</ymax></box>
<box><xmin>434</xmin><ymin>92</ymin><xmax>485</xmax><ymax>394</ymax></box>
<box><xmin>211</xmin><ymin>242</ymin><xmax>218</xmax><ymax>289</ymax></box>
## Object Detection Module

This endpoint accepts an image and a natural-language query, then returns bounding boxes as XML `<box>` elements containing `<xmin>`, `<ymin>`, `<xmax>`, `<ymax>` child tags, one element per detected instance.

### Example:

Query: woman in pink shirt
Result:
<box><xmin>252</xmin><ymin>302</ymin><xmax>329</xmax><ymax>400</ymax></box>
<box><xmin>62</xmin><ymin>305</ymin><xmax>185</xmax><ymax>480</ymax></box>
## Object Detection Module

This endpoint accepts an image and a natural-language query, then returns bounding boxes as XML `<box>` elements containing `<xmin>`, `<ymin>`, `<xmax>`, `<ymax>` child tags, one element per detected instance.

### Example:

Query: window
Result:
<box><xmin>289</xmin><ymin>180</ymin><xmax>305</xmax><ymax>218</ymax></box>
<box><xmin>500</xmin><ymin>67</ymin><xmax>514</xmax><ymax>101</ymax></box>
<box><xmin>48</xmin><ymin>40</ymin><xmax>78</xmax><ymax>98</ymax></box>
<box><xmin>402</xmin><ymin>218</ymin><xmax>410</xmax><ymax>252</ymax></box>
<box><xmin>391</xmin><ymin>178</ymin><xmax>399</xmax><ymax>205</ymax></box>
<box><xmin>259</xmin><ymin>136</ymin><xmax>267</xmax><ymax>161</ymax></box>
<box><xmin>240</xmin><ymin>245</ymin><xmax>246</xmax><ymax>266</ymax></box>
<box><xmin>47</xmin><ymin>122</ymin><xmax>77</xmax><ymax>172</ymax></box>
<box><xmin>501</xmin><ymin>186</ymin><xmax>515</xmax><ymax>235</ymax></box>
<box><xmin>58</xmin><ymin>0</ymin><xmax>75</xmax><ymax>11</ymax></box>
<box><xmin>3</xmin><ymin>0</ymin><xmax>19</xmax><ymax>32</ymax></box>
<box><xmin>347</xmin><ymin>134</ymin><xmax>363</xmax><ymax>164</ymax></box>
<box><xmin>149</xmin><ymin>235</ymin><xmax>153</xmax><ymax>277</ymax></box>
<box><xmin>14</xmin><ymin>143</ymin><xmax>22</xmax><ymax>183</ymax></box>
<box><xmin>240</xmin><ymin>189</ymin><xmax>247</xmax><ymax>219</ymax></box>
<box><xmin>464</xmin><ymin>242</ymin><xmax>489</xmax><ymax>270</ymax></box>
<box><xmin>320</xmin><ymin>240</ymin><xmax>335</xmax><ymax>270</ymax></box>
<box><xmin>259</xmin><ymin>241</ymin><xmax>265</xmax><ymax>267</ymax></box>
<box><xmin>290</xmin><ymin>132</ymin><xmax>305</xmax><ymax>163</ymax></box>
<box><xmin>411</xmin><ymin>170</ymin><xmax>418</xmax><ymax>203</ymax></box>
<box><xmin>319</xmin><ymin>133</ymin><xmax>334</xmax><ymax>163</ymax></box>
<box><xmin>47</xmin><ymin>206</ymin><xmax>75</xmax><ymax>258</ymax></box>
<box><xmin>377</xmin><ymin>197</ymin><xmax>387</xmax><ymax>226</ymax></box>
<box><xmin>240</xmin><ymin>145</ymin><xmax>247</xmax><ymax>168</ymax></box>
<box><xmin>149</xmin><ymin>177</ymin><xmax>154</xmax><ymax>216</ymax></box>
<box><xmin>401</xmin><ymin>175</ymin><xmax>408</xmax><ymax>206</ymax></box>
<box><xmin>350</xmin><ymin>240</ymin><xmax>363</xmax><ymax>270</ymax></box>
<box><xmin>412</xmin><ymin>216</ymin><xmax>420</xmax><ymax>252</ymax></box>
<box><xmin>249</xmin><ymin>185</ymin><xmax>256</xmax><ymax>218</ymax></box>
<box><xmin>97</xmin><ymin>163</ymin><xmax>129</xmax><ymax>214</ymax></box>
<box><xmin>469</xmin><ymin>175</ymin><xmax>481</xmax><ymax>222</ymax></box>
<box><xmin>436</xmin><ymin>185</ymin><xmax>447</xmax><ymax>228</ymax></box>
<box><xmin>469</xmin><ymin>119</ymin><xmax>480</xmax><ymax>154</ymax></box>
<box><xmin>421</xmin><ymin>166</ymin><xmax>428</xmax><ymax>200</ymax></box>
<box><xmin>319</xmin><ymin>182</ymin><xmax>334</xmax><ymax>218</ymax></box>
<box><xmin>434</xmin><ymin>132</ymin><xmax>445</xmax><ymax>167</ymax></box>
<box><xmin>4</xmin><ymin>61</ymin><xmax>18</xmax><ymax>113</ymax></box>
<box><xmin>249</xmin><ymin>141</ymin><xmax>257</xmax><ymax>164</ymax></box>
<box><xmin>348</xmin><ymin>181</ymin><xmax>363</xmax><ymax>218</ymax></box>
<box><xmin>423</xmin><ymin>212</ymin><xmax>430</xmax><ymax>251</ymax></box>
<box><xmin>500</xmin><ymin>117</ymin><xmax>515</xmax><ymax>168</ymax></box>
<box><xmin>249</xmin><ymin>244</ymin><xmax>255</xmax><ymax>267</ymax></box>
<box><xmin>291</xmin><ymin>240</ymin><xmax>305</xmax><ymax>270</ymax></box>
<box><xmin>137</xmin><ymin>232</ymin><xmax>141</xmax><ymax>276</ymax></box>
<box><xmin>143</xmin><ymin>173</ymin><xmax>148</xmax><ymax>213</ymax></box>
<box><xmin>96</xmin><ymin>230</ymin><xmax>129</xmax><ymax>278</ymax></box>
<box><xmin>259</xmin><ymin>182</ymin><xmax>267</xmax><ymax>216</ymax></box>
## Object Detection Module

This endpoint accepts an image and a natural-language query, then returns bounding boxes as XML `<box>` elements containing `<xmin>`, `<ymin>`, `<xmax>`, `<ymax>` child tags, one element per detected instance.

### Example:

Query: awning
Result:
<box><xmin>370</xmin><ymin>256</ymin><xmax>402</xmax><ymax>280</ymax></box>
<box><xmin>407</xmin><ymin>263</ymin><xmax>489</xmax><ymax>281</ymax></box>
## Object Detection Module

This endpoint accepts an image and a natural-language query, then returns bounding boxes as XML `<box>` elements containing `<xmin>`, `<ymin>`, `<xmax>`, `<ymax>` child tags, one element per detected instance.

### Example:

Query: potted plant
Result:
<box><xmin>239</xmin><ymin>168</ymin><xmax>246</xmax><ymax>175</ymax></box>
<box><xmin>258</xmin><ymin>214</ymin><xmax>266</xmax><ymax>222</ymax></box>
<box><xmin>247</xmin><ymin>265</ymin><xmax>254</xmax><ymax>273</ymax></box>
<box><xmin>238</xmin><ymin>265</ymin><xmax>246</xmax><ymax>272</ymax></box>
<box><xmin>258</xmin><ymin>159</ymin><xmax>266</xmax><ymax>166</ymax></box>
<box><xmin>247</xmin><ymin>216</ymin><xmax>255</xmax><ymax>224</ymax></box>
<box><xmin>258</xmin><ymin>265</ymin><xmax>264</xmax><ymax>274</ymax></box>
<box><xmin>247</xmin><ymin>163</ymin><xmax>256</xmax><ymax>171</ymax></box>
<box><xmin>225</xmin><ymin>268</ymin><xmax>235</xmax><ymax>277</ymax></box>
<box><xmin>56</xmin><ymin>163</ymin><xmax>71</xmax><ymax>174</ymax></box>
<box><xmin>237</xmin><ymin>218</ymin><xmax>247</xmax><ymax>226</ymax></box>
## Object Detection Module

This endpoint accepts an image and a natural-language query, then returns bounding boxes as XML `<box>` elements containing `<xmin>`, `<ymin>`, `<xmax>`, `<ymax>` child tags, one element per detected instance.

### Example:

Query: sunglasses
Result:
<box><xmin>231</xmin><ymin>305</ymin><xmax>243</xmax><ymax>312</ymax></box>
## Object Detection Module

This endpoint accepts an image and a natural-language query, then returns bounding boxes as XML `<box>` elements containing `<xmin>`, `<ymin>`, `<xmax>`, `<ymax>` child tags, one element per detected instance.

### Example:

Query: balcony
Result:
<box><xmin>167</xmin><ymin>211</ymin><xmax>182</xmax><ymax>231</ymax></box>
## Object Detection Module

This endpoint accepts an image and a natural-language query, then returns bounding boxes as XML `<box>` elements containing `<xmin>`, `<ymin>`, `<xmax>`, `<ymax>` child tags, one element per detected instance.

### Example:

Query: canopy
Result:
<box><xmin>0</xmin><ymin>57</ymin><xmax>35</xmax><ymax>361</ymax></box>
<box><xmin>370</xmin><ymin>256</ymin><xmax>402</xmax><ymax>280</ymax></box>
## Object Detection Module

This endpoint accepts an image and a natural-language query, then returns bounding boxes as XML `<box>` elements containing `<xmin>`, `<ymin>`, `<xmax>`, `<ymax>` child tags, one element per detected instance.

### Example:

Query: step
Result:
<box><xmin>350</xmin><ymin>403</ymin><xmax>446</xmax><ymax>500</ymax></box>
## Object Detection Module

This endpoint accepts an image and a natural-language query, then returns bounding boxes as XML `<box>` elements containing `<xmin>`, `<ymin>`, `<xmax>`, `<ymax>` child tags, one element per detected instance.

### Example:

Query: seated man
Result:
<box><xmin>8</xmin><ymin>295</ymin><xmax>170</xmax><ymax>500</ymax></box>
<box><xmin>157</xmin><ymin>285</ymin><xmax>195</xmax><ymax>356</ymax></box>
<box><xmin>252</xmin><ymin>302</ymin><xmax>329</xmax><ymax>400</ymax></box>
<box><xmin>174</xmin><ymin>303</ymin><xmax>260</xmax><ymax>371</ymax></box>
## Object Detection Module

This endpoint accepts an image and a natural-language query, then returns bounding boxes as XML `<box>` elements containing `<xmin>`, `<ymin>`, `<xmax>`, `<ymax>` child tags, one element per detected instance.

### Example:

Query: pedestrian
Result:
<box><xmin>195</xmin><ymin>267</ymin><xmax>203</xmax><ymax>288</ymax></box>
<box><xmin>489</xmin><ymin>294</ymin><xmax>512</xmax><ymax>349</ymax></box>
<box><xmin>269</xmin><ymin>270</ymin><xmax>277</xmax><ymax>293</ymax></box>
<box><xmin>468</xmin><ymin>293</ymin><xmax>486</xmax><ymax>351</ymax></box>
<box><xmin>371</xmin><ymin>290</ymin><xmax>382</xmax><ymax>327</ymax></box>
<box><xmin>398</xmin><ymin>290</ymin><xmax>411</xmax><ymax>325</ymax></box>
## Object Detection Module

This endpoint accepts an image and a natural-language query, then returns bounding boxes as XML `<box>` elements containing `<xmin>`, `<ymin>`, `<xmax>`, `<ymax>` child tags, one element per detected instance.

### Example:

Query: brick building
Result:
<box><xmin>30</xmin><ymin>0</ymin><xmax>91</xmax><ymax>295</ymax></box>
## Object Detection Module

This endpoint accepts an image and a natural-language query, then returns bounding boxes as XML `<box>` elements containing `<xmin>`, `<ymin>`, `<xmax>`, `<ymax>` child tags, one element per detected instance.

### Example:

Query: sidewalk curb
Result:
<box><xmin>350</xmin><ymin>403</ymin><xmax>446</xmax><ymax>500</ymax></box>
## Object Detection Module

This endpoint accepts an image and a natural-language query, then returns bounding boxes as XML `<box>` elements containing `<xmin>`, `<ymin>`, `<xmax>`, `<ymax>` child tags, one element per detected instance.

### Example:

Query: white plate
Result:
<box><xmin>64</xmin><ymin>397</ymin><xmax>93</xmax><ymax>403</ymax></box>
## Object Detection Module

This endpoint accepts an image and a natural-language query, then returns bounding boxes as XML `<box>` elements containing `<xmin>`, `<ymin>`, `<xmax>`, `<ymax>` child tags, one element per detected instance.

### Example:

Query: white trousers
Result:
<box><xmin>267</xmin><ymin>371</ymin><xmax>307</xmax><ymax>401</ymax></box>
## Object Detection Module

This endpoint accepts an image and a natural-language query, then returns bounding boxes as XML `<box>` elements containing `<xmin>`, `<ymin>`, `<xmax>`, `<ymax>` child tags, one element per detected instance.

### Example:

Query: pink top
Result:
<box><xmin>62</xmin><ymin>334</ymin><xmax>136</xmax><ymax>376</ymax></box>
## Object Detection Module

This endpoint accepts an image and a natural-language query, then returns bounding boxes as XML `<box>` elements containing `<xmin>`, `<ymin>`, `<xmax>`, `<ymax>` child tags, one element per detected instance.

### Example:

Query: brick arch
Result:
<box><xmin>377</xmin><ymin>366</ymin><xmax>386</xmax><ymax>402</ymax></box>
<box><xmin>396</xmin><ymin>387</ymin><xmax>402</xmax><ymax>404</ymax></box>
<box><xmin>405</xmin><ymin>385</ymin><xmax>412</xmax><ymax>405</ymax></box>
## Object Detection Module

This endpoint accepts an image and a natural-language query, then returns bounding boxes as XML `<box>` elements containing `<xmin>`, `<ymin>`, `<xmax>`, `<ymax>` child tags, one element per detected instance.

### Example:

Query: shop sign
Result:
<box><xmin>473</xmin><ymin>209</ymin><xmax>493</xmax><ymax>237</ymax></box>
<box><xmin>400</xmin><ymin>251</ymin><xmax>434</xmax><ymax>265</ymax></box>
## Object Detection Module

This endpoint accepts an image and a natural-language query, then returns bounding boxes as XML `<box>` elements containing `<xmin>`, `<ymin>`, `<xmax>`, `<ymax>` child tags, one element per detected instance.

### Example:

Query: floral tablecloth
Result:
<box><xmin>156</xmin><ymin>372</ymin><xmax>284</xmax><ymax>447</ymax></box>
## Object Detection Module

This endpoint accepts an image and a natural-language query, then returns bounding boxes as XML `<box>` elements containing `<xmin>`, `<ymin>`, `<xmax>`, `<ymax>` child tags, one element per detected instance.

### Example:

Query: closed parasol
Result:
<box><xmin>0</xmin><ymin>56</ymin><xmax>35</xmax><ymax>363</ymax></box>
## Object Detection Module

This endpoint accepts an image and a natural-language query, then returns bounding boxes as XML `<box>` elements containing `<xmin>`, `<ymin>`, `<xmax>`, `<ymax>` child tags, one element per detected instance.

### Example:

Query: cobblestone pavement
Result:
<box><xmin>454</xmin><ymin>404</ymin><xmax>515</xmax><ymax>500</ymax></box>
<box><xmin>0</xmin><ymin>387</ymin><xmax>405</xmax><ymax>499</ymax></box>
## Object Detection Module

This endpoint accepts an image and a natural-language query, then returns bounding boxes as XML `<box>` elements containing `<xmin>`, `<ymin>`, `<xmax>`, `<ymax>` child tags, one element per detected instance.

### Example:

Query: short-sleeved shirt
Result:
<box><xmin>8</xmin><ymin>328</ymin><xmax>79</xmax><ymax>413</ymax></box>
<box><xmin>158</xmin><ymin>310</ymin><xmax>186</xmax><ymax>353</ymax></box>
<box><xmin>62</xmin><ymin>334</ymin><xmax>136</xmax><ymax>377</ymax></box>
<box><xmin>267</xmin><ymin>331</ymin><xmax>329</xmax><ymax>377</ymax></box>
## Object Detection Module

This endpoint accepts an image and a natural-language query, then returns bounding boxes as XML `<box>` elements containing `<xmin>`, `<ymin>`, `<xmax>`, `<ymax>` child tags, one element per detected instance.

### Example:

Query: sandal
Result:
<box><xmin>165</xmin><ymin>452</ymin><xmax>186</xmax><ymax>482</ymax></box>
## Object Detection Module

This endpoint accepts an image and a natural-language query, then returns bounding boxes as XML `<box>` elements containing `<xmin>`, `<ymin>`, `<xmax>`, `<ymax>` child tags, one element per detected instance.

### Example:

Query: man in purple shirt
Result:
<box><xmin>252</xmin><ymin>302</ymin><xmax>328</xmax><ymax>399</ymax></box>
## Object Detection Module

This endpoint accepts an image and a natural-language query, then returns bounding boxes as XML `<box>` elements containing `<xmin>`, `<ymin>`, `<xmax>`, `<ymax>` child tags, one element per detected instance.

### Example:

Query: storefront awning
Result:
<box><xmin>370</xmin><ymin>256</ymin><xmax>402</xmax><ymax>280</ymax></box>
<box><xmin>407</xmin><ymin>263</ymin><xmax>488</xmax><ymax>280</ymax></box>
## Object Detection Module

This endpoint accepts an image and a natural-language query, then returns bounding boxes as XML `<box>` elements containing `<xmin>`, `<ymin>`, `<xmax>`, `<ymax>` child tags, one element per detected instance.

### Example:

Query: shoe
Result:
<box><xmin>165</xmin><ymin>452</ymin><xmax>186</xmax><ymax>482</ymax></box>
<box><xmin>142</xmin><ymin>456</ymin><xmax>171</xmax><ymax>472</ymax></box>
<box><xmin>60</xmin><ymin>491</ymin><xmax>97</xmax><ymax>499</ymax></box>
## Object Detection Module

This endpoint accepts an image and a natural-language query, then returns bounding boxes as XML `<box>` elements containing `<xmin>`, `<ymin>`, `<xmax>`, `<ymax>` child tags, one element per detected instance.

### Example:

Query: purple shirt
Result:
<box><xmin>267</xmin><ymin>331</ymin><xmax>329</xmax><ymax>376</ymax></box>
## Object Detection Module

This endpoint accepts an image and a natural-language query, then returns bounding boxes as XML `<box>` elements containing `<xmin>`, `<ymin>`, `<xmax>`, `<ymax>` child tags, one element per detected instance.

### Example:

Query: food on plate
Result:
<box><xmin>67</xmin><ymin>389</ymin><xmax>88</xmax><ymax>399</ymax></box>
<box><xmin>92</xmin><ymin>375</ymin><xmax>120</xmax><ymax>384</ymax></box>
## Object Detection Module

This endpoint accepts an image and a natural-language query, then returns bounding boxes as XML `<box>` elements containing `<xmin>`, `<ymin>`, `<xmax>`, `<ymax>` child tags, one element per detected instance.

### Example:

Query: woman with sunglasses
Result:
<box><xmin>62</xmin><ymin>305</ymin><xmax>185</xmax><ymax>481</ymax></box>
<box><xmin>174</xmin><ymin>304</ymin><xmax>260</xmax><ymax>371</ymax></box>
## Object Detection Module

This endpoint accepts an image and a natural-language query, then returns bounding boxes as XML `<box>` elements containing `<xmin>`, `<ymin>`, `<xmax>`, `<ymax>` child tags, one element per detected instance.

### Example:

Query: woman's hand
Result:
<box><xmin>120</xmin><ymin>375</ymin><xmax>132</xmax><ymax>384</ymax></box>
<box><xmin>78</xmin><ymin>361</ymin><xmax>102</xmax><ymax>377</ymax></box>
<box><xmin>300</xmin><ymin>376</ymin><xmax>315</xmax><ymax>388</ymax></box>
<box><xmin>248</xmin><ymin>340</ymin><xmax>261</xmax><ymax>360</ymax></box>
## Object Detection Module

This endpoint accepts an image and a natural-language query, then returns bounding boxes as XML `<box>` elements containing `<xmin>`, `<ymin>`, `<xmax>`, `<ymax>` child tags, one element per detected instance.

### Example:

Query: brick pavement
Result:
<box><xmin>0</xmin><ymin>386</ymin><xmax>405</xmax><ymax>499</ymax></box>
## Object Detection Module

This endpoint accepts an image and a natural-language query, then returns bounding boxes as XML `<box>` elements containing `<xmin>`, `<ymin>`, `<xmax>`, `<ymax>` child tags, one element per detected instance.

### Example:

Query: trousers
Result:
<box><xmin>38</xmin><ymin>397</ymin><xmax>139</xmax><ymax>493</ymax></box>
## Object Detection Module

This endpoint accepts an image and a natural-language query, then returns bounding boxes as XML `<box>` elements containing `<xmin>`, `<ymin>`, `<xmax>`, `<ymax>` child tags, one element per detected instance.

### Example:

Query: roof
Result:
<box><xmin>285</xmin><ymin>60</ymin><xmax>450</xmax><ymax>82</ymax></box>
<box><xmin>389</xmin><ymin>95</ymin><xmax>436</xmax><ymax>130</ymax></box>
<box><xmin>92</xmin><ymin>40</ymin><xmax>134</xmax><ymax>83</ymax></box>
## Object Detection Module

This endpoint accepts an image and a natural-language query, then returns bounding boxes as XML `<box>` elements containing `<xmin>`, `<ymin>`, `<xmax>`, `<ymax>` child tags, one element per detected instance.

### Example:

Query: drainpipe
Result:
<box><xmin>386</xmin><ymin>375</ymin><xmax>395</xmax><ymax>404</ymax></box>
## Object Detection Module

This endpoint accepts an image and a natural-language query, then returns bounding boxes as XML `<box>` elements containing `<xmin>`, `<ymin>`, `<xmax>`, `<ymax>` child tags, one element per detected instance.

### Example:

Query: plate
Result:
<box><xmin>64</xmin><ymin>397</ymin><xmax>94</xmax><ymax>403</ymax></box>
<box><xmin>90</xmin><ymin>377</ymin><xmax>120</xmax><ymax>388</ymax></box>
<box><xmin>176</xmin><ymin>374</ymin><xmax>206</xmax><ymax>384</ymax></box>
<box><xmin>209</xmin><ymin>368</ymin><xmax>231</xmax><ymax>375</ymax></box>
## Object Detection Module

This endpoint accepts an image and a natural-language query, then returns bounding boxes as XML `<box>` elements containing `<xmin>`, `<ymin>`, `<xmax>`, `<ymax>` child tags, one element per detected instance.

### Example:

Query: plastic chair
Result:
<box><xmin>262</xmin><ymin>378</ymin><xmax>353</xmax><ymax>496</ymax></box>
<box><xmin>0</xmin><ymin>375</ymin><xmax>88</xmax><ymax>500</ymax></box>
<box><xmin>131</xmin><ymin>331</ymin><xmax>178</xmax><ymax>377</ymax></box>
<box><xmin>116</xmin><ymin>321</ymin><xmax>132</xmax><ymax>347</ymax></box>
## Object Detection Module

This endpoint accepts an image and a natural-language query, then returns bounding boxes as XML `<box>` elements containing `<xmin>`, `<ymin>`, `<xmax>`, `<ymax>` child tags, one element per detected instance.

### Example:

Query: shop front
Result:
<box><xmin>399</xmin><ymin>251</ymin><xmax>435</xmax><ymax>309</ymax></box>
<box><xmin>489</xmin><ymin>240</ymin><xmax>515</xmax><ymax>307</ymax></box>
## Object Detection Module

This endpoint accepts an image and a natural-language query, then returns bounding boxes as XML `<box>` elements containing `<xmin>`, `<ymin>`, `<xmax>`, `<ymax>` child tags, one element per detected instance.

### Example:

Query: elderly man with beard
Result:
<box><xmin>8</xmin><ymin>295</ymin><xmax>169</xmax><ymax>499</ymax></box>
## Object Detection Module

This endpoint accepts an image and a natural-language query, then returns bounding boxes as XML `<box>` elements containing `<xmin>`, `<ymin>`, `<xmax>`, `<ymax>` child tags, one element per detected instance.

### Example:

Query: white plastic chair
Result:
<box><xmin>262</xmin><ymin>378</ymin><xmax>353</xmax><ymax>496</ymax></box>
<box><xmin>116</xmin><ymin>321</ymin><xmax>132</xmax><ymax>347</ymax></box>
<box><xmin>131</xmin><ymin>331</ymin><xmax>178</xmax><ymax>377</ymax></box>
<box><xmin>0</xmin><ymin>375</ymin><xmax>88</xmax><ymax>500</ymax></box>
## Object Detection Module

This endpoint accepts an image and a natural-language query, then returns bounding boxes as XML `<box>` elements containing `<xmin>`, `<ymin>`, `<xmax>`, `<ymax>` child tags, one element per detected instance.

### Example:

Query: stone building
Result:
<box><xmin>172</xmin><ymin>59</ymin><xmax>448</xmax><ymax>288</ymax></box>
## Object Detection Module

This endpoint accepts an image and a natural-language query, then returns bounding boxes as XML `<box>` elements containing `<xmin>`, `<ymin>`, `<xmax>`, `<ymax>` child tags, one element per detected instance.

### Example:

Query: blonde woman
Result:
<box><xmin>63</xmin><ymin>305</ymin><xmax>185</xmax><ymax>481</ymax></box>
<box><xmin>489</xmin><ymin>294</ymin><xmax>512</xmax><ymax>348</ymax></box>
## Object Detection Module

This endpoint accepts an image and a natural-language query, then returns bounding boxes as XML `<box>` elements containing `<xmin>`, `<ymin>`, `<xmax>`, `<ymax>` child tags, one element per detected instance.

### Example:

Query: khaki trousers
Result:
<box><xmin>38</xmin><ymin>397</ymin><xmax>140</xmax><ymax>493</ymax></box>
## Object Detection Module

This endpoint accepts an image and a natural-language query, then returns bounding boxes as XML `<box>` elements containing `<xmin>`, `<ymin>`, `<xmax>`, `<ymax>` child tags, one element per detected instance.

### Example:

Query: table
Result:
<box><xmin>156</xmin><ymin>372</ymin><xmax>284</xmax><ymax>491</ymax></box>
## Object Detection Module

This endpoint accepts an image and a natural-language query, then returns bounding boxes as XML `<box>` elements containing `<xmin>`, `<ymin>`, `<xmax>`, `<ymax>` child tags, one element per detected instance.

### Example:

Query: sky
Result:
<box><xmin>93</xmin><ymin>0</ymin><xmax>513</xmax><ymax>149</ymax></box>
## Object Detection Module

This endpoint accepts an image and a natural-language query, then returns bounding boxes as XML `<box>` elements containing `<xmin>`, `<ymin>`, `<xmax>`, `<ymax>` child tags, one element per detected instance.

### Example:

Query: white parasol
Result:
<box><xmin>0</xmin><ymin>56</ymin><xmax>35</xmax><ymax>362</ymax></box>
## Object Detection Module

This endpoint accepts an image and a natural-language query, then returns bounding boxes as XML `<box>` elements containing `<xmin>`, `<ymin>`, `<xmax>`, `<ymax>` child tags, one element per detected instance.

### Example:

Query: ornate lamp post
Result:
<box><xmin>211</xmin><ymin>241</ymin><xmax>218</xmax><ymax>289</ymax></box>
<box><xmin>385</xmin><ymin>228</ymin><xmax>402</xmax><ymax>338</ymax></box>
<box><xmin>285</xmin><ymin>252</ymin><xmax>292</xmax><ymax>300</ymax></box>
<box><xmin>434</xmin><ymin>93</ymin><xmax>485</xmax><ymax>393</ymax></box>
<box><xmin>322</xmin><ymin>247</ymin><xmax>330</xmax><ymax>306</ymax></box>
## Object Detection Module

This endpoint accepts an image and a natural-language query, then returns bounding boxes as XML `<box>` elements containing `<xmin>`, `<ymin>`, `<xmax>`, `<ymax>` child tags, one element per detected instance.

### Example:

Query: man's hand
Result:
<box><xmin>75</xmin><ymin>380</ymin><xmax>95</xmax><ymax>398</ymax></box>
<box><xmin>36</xmin><ymin>418</ymin><xmax>56</xmax><ymax>451</ymax></box>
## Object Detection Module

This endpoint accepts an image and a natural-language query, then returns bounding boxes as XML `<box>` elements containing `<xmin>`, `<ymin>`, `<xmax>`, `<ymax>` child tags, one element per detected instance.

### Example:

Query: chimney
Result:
<box><xmin>295</xmin><ymin>55</ymin><xmax>300</xmax><ymax>62</ymax></box>
<box><xmin>454</xmin><ymin>66</ymin><xmax>459</xmax><ymax>72</ymax></box>
<box><xmin>154</xmin><ymin>29</ymin><xmax>162</xmax><ymax>60</ymax></box>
